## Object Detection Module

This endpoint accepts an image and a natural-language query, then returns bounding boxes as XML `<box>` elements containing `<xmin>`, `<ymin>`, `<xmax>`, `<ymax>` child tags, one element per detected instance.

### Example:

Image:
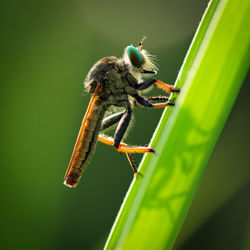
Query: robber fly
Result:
<box><xmin>64</xmin><ymin>37</ymin><xmax>180</xmax><ymax>188</ymax></box>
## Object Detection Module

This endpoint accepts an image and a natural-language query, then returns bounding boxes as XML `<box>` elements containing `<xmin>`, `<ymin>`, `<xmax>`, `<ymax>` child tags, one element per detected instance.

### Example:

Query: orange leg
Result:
<box><xmin>154</xmin><ymin>80</ymin><xmax>180</xmax><ymax>93</ymax></box>
<box><xmin>150</xmin><ymin>102</ymin><xmax>175</xmax><ymax>108</ymax></box>
<box><xmin>98</xmin><ymin>135</ymin><xmax>154</xmax><ymax>153</ymax></box>
<box><xmin>98</xmin><ymin>135</ymin><xmax>154</xmax><ymax>175</ymax></box>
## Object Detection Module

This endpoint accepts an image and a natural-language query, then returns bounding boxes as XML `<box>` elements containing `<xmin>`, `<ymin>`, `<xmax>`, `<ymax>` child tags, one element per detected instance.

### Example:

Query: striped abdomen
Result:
<box><xmin>64</xmin><ymin>94</ymin><xmax>106</xmax><ymax>187</ymax></box>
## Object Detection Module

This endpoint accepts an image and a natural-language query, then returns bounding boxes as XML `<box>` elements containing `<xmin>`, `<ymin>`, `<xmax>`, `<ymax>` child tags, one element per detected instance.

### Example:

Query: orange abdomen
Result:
<box><xmin>64</xmin><ymin>95</ymin><xmax>106</xmax><ymax>187</ymax></box>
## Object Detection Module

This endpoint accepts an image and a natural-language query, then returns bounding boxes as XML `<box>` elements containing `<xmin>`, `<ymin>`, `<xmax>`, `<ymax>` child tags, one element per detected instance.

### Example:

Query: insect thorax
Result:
<box><xmin>84</xmin><ymin>56</ymin><xmax>139</xmax><ymax>106</ymax></box>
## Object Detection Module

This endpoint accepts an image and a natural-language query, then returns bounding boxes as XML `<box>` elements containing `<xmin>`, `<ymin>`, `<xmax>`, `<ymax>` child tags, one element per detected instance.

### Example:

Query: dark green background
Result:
<box><xmin>1</xmin><ymin>1</ymin><xmax>249</xmax><ymax>249</ymax></box>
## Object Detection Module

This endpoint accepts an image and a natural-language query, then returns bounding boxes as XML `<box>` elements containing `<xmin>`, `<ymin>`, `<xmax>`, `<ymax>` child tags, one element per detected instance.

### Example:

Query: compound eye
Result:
<box><xmin>126</xmin><ymin>46</ymin><xmax>142</xmax><ymax>68</ymax></box>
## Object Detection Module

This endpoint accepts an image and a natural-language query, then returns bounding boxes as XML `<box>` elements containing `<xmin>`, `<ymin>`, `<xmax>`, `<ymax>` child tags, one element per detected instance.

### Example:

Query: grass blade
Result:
<box><xmin>105</xmin><ymin>0</ymin><xmax>250</xmax><ymax>249</ymax></box>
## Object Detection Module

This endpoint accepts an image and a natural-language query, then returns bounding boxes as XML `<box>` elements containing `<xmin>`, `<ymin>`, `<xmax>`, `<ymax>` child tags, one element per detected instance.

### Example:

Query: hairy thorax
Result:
<box><xmin>84</xmin><ymin>57</ymin><xmax>139</xmax><ymax>107</ymax></box>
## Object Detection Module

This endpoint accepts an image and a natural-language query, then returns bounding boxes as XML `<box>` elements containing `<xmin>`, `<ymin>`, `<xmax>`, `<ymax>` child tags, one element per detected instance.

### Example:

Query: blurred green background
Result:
<box><xmin>1</xmin><ymin>0</ymin><xmax>249</xmax><ymax>249</ymax></box>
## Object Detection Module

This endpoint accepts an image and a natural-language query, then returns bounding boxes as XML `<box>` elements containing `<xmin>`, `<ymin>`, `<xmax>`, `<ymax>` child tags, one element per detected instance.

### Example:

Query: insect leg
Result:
<box><xmin>101</xmin><ymin>109</ymin><xmax>135</xmax><ymax>147</ymax></box>
<box><xmin>154</xmin><ymin>80</ymin><xmax>180</xmax><ymax>93</ymax></box>
<box><xmin>113</xmin><ymin>105</ymin><xmax>132</xmax><ymax>148</ymax></box>
<box><xmin>100</xmin><ymin>111</ymin><xmax>125</xmax><ymax>131</ymax></box>
<box><xmin>99</xmin><ymin>110</ymin><xmax>138</xmax><ymax>174</ymax></box>
<box><xmin>147</xmin><ymin>96</ymin><xmax>177</xmax><ymax>105</ymax></box>
<box><xmin>98</xmin><ymin>136</ymin><xmax>155</xmax><ymax>154</ymax></box>
<box><xmin>133</xmin><ymin>94</ymin><xmax>175</xmax><ymax>108</ymax></box>
<box><xmin>98</xmin><ymin>135</ymin><xmax>154</xmax><ymax>175</ymax></box>
<box><xmin>126</xmin><ymin>152</ymin><xmax>138</xmax><ymax>176</ymax></box>
<box><xmin>137</xmin><ymin>79</ymin><xmax>156</xmax><ymax>90</ymax></box>
<box><xmin>137</xmin><ymin>78</ymin><xmax>180</xmax><ymax>93</ymax></box>
<box><xmin>147</xmin><ymin>96</ymin><xmax>169</xmax><ymax>102</ymax></box>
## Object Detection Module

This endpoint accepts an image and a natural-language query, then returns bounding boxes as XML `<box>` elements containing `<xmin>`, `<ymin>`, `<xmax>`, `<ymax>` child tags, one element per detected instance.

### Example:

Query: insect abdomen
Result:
<box><xmin>64</xmin><ymin>96</ymin><xmax>106</xmax><ymax>187</ymax></box>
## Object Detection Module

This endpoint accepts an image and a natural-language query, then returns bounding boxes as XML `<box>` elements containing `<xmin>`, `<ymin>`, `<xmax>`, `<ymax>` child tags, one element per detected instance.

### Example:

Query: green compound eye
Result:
<box><xmin>126</xmin><ymin>46</ymin><xmax>142</xmax><ymax>68</ymax></box>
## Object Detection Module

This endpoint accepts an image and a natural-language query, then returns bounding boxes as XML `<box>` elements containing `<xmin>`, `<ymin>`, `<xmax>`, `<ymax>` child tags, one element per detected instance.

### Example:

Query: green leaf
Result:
<box><xmin>105</xmin><ymin>0</ymin><xmax>250</xmax><ymax>249</ymax></box>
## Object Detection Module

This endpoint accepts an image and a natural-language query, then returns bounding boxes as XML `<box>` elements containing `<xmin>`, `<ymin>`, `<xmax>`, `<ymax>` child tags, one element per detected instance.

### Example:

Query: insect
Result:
<box><xmin>64</xmin><ymin>37</ymin><xmax>180</xmax><ymax>188</ymax></box>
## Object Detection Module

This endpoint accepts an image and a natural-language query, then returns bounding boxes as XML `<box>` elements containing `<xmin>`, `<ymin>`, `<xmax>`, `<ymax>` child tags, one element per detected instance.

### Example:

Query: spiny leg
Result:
<box><xmin>98</xmin><ymin>135</ymin><xmax>154</xmax><ymax>175</ymax></box>
<box><xmin>100</xmin><ymin>102</ymin><xmax>133</xmax><ymax>148</ymax></box>
<box><xmin>147</xmin><ymin>96</ymin><xmax>175</xmax><ymax>107</ymax></box>
<box><xmin>113</xmin><ymin>102</ymin><xmax>150</xmax><ymax>174</ymax></box>
<box><xmin>147</xmin><ymin>96</ymin><xmax>169</xmax><ymax>102</ymax></box>
<box><xmin>154</xmin><ymin>80</ymin><xmax>180</xmax><ymax>93</ymax></box>
<box><xmin>114</xmin><ymin>104</ymin><xmax>132</xmax><ymax>148</ymax></box>
<box><xmin>98</xmin><ymin>136</ymin><xmax>154</xmax><ymax>153</ymax></box>
<box><xmin>100</xmin><ymin>109</ymin><xmax>150</xmax><ymax>174</ymax></box>
<box><xmin>126</xmin><ymin>152</ymin><xmax>138</xmax><ymax>176</ymax></box>
<box><xmin>147</xmin><ymin>96</ymin><xmax>176</xmax><ymax>106</ymax></box>
<box><xmin>136</xmin><ymin>78</ymin><xmax>180</xmax><ymax>93</ymax></box>
<box><xmin>100</xmin><ymin>111</ymin><xmax>125</xmax><ymax>131</ymax></box>
<box><xmin>100</xmin><ymin>110</ymin><xmax>134</xmax><ymax>171</ymax></box>
<box><xmin>133</xmin><ymin>94</ymin><xmax>175</xmax><ymax>108</ymax></box>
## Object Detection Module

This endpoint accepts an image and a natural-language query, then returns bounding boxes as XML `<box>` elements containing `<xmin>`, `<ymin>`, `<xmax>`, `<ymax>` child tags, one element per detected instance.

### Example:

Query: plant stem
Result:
<box><xmin>105</xmin><ymin>0</ymin><xmax>250</xmax><ymax>249</ymax></box>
